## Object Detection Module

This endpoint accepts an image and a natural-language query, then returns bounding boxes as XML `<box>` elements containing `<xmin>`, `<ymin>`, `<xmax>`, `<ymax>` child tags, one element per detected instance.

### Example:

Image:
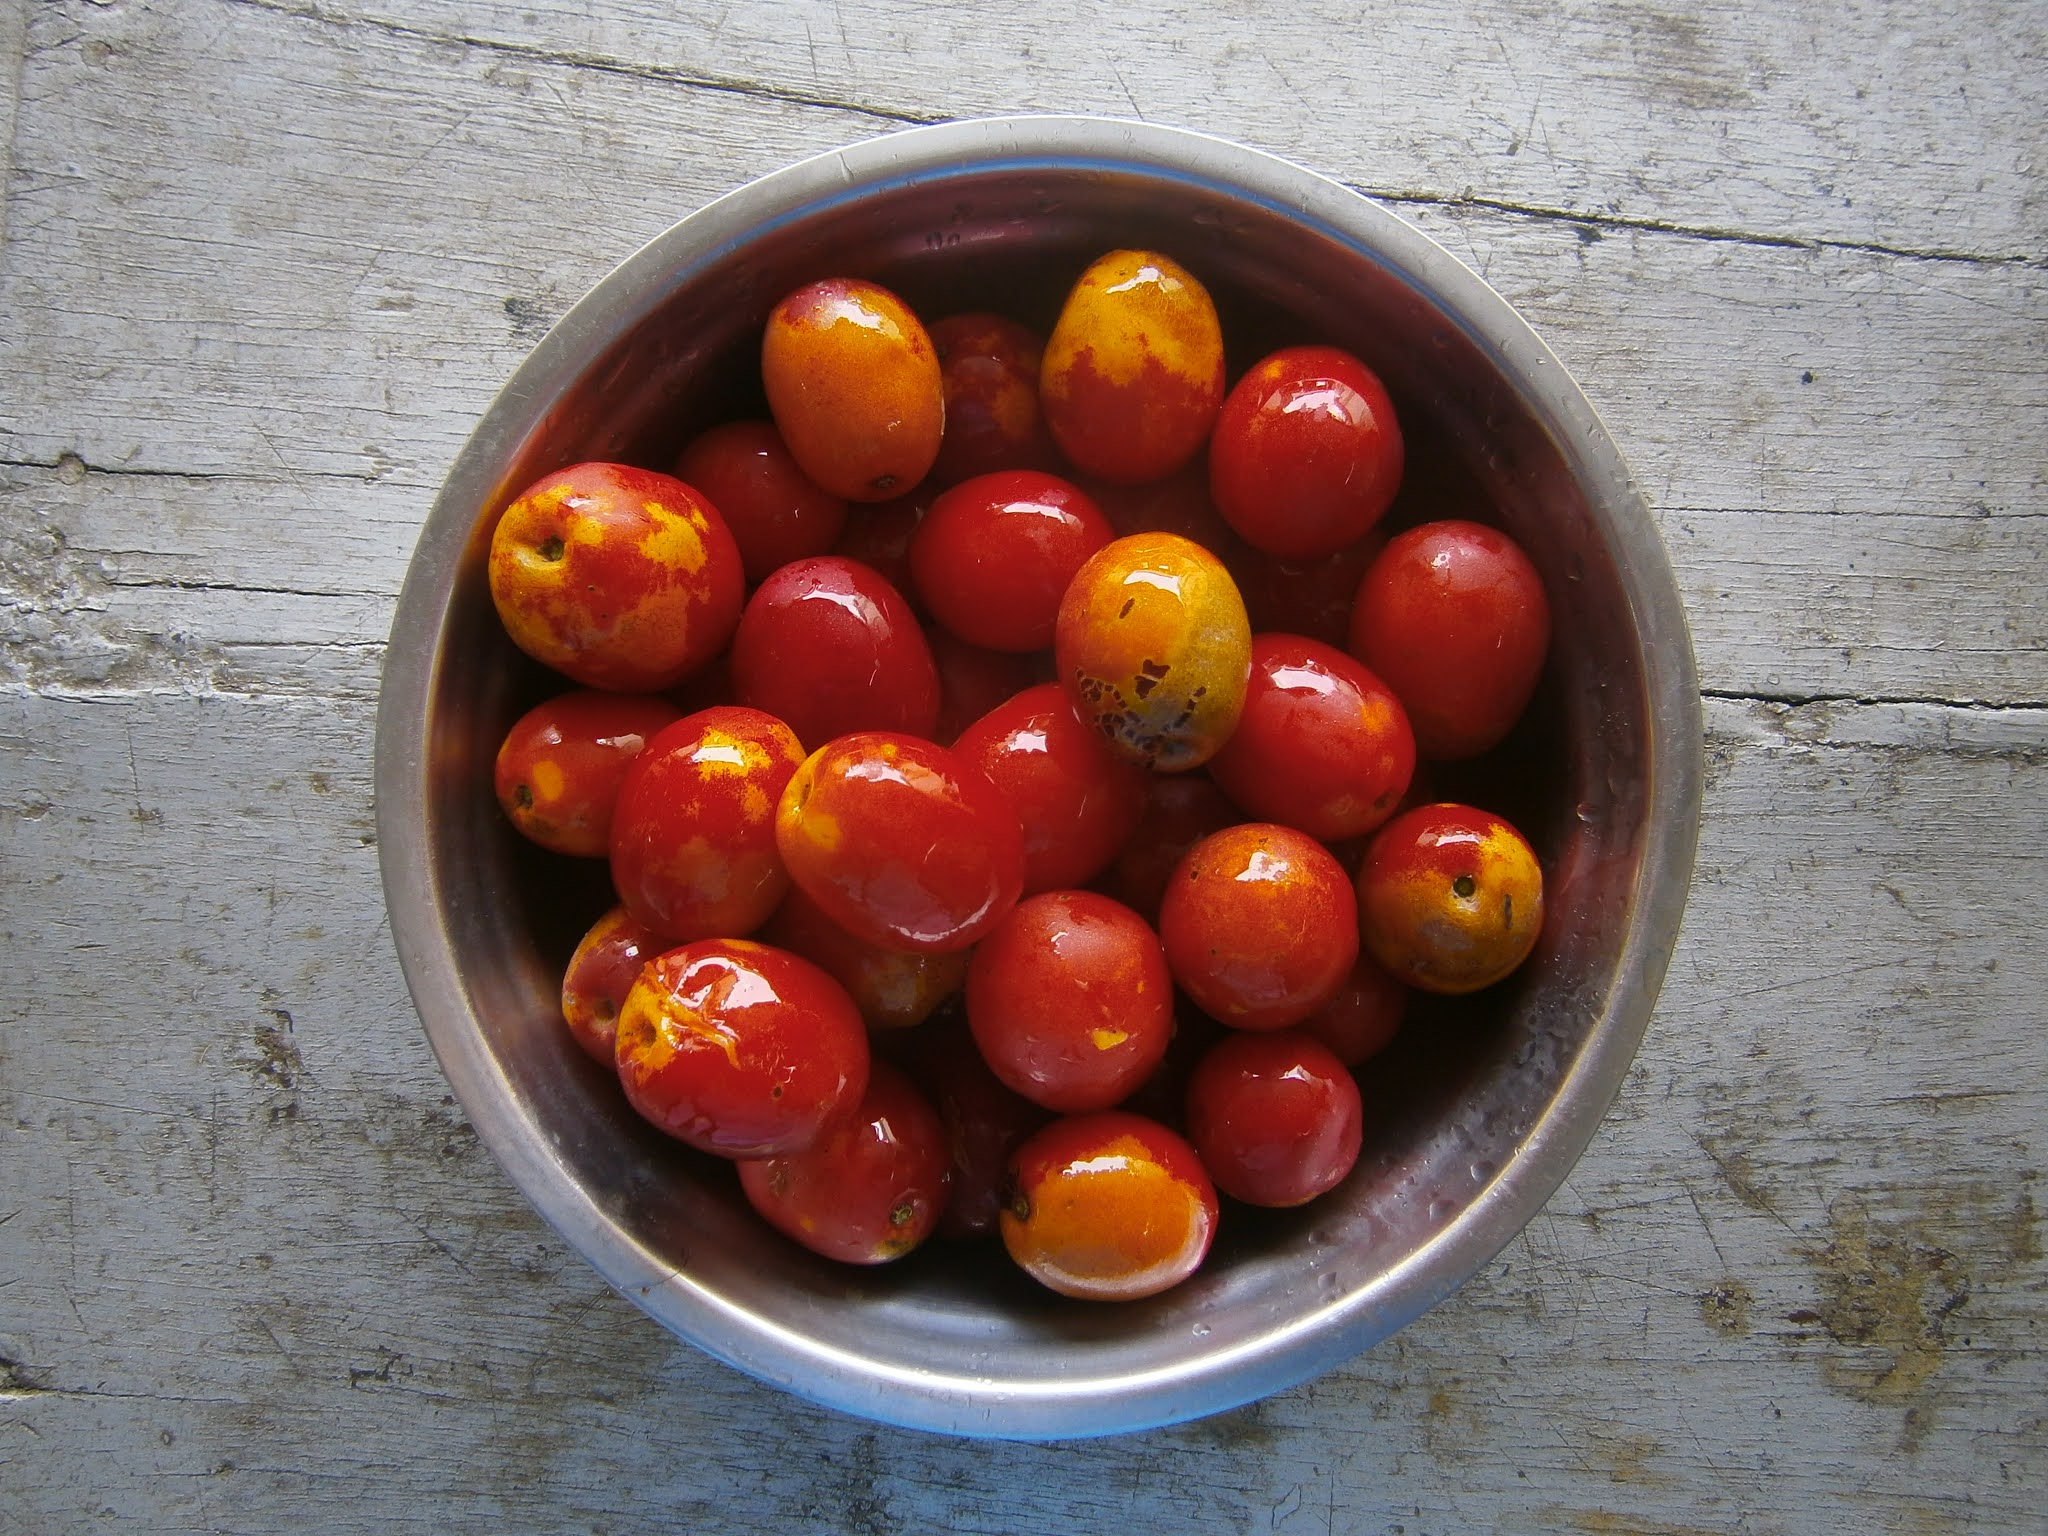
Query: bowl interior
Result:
<box><xmin>385</xmin><ymin>122</ymin><xmax>1696</xmax><ymax>1438</ymax></box>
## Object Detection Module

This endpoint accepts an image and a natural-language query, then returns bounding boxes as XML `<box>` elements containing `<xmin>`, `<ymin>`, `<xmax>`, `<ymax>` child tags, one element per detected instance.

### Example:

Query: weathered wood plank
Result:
<box><xmin>0</xmin><ymin>0</ymin><xmax>24</xmax><ymax>260</ymax></box>
<box><xmin>8</xmin><ymin>454</ymin><xmax>2044</xmax><ymax>719</ymax></box>
<box><xmin>3</xmin><ymin>3</ymin><xmax>2043</xmax><ymax>713</ymax></box>
<box><xmin>2</xmin><ymin>692</ymin><xmax>2041</xmax><ymax>1531</ymax></box>
<box><xmin>1658</xmin><ymin>507</ymin><xmax>2048</xmax><ymax>706</ymax></box>
<box><xmin>244</xmin><ymin>0</ymin><xmax>2048</xmax><ymax>260</ymax></box>
<box><xmin>1398</xmin><ymin>203</ymin><xmax>2048</xmax><ymax>531</ymax></box>
<box><xmin>3</xmin><ymin>0</ymin><xmax>2044</xmax><ymax>1531</ymax></box>
<box><xmin>2</xmin><ymin>0</ymin><xmax>2042</xmax><ymax>530</ymax></box>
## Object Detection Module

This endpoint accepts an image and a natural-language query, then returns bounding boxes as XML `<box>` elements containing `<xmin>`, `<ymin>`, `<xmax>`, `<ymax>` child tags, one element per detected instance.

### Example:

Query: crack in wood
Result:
<box><xmin>1658</xmin><ymin>503</ymin><xmax>2048</xmax><ymax>522</ymax></box>
<box><xmin>1384</xmin><ymin>185</ymin><xmax>2046</xmax><ymax>269</ymax></box>
<box><xmin>1701</xmin><ymin>686</ymin><xmax>2048</xmax><ymax>714</ymax></box>
<box><xmin>99</xmin><ymin>574</ymin><xmax>394</xmax><ymax>602</ymax></box>
<box><xmin>204</xmin><ymin>0</ymin><xmax>2042</xmax><ymax>271</ymax></box>
<box><xmin>221</xmin><ymin>0</ymin><xmax>932</xmax><ymax>127</ymax></box>
<box><xmin>0</xmin><ymin>454</ymin><xmax>420</xmax><ymax>491</ymax></box>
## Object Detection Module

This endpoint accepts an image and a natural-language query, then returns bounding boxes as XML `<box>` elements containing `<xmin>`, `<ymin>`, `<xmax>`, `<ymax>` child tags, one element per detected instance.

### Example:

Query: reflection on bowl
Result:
<box><xmin>374</xmin><ymin>116</ymin><xmax>1703</xmax><ymax>1440</ymax></box>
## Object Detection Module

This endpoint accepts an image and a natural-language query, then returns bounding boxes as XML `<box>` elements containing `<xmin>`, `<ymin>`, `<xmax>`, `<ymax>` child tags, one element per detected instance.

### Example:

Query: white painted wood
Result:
<box><xmin>8</xmin><ymin>454</ymin><xmax>2045</xmax><ymax>723</ymax></box>
<box><xmin>0</xmin><ymin>0</ymin><xmax>23</xmax><ymax>261</ymax></box>
<box><xmin>2</xmin><ymin>0</ymin><xmax>2044</xmax><ymax>1530</ymax></box>
<box><xmin>1</xmin><ymin>1</ymin><xmax>2041</xmax><ymax>529</ymax></box>
<box><xmin>241</xmin><ymin>0</ymin><xmax>2048</xmax><ymax>259</ymax></box>
<box><xmin>3</xmin><ymin>0</ymin><xmax>2042</xmax><ymax>707</ymax></box>
<box><xmin>1</xmin><ymin>696</ymin><xmax>2040</xmax><ymax>1531</ymax></box>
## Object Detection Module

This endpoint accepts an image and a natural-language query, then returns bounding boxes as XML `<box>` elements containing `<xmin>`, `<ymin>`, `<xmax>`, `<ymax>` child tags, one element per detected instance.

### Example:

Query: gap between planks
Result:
<box><xmin>212</xmin><ymin>0</ymin><xmax>2041</xmax><ymax>271</ymax></box>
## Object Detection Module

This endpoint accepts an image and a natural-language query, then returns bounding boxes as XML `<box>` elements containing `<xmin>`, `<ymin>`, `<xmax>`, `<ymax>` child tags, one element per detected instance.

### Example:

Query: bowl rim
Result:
<box><xmin>375</xmin><ymin>113</ymin><xmax>1705</xmax><ymax>1440</ymax></box>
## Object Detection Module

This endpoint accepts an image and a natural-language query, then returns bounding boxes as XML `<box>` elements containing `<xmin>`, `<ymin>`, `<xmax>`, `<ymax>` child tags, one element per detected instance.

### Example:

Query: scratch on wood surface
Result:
<box><xmin>1378</xmin><ymin>182</ymin><xmax>2037</xmax><ymax>266</ymax></box>
<box><xmin>1687</xmin><ymin>1073</ymin><xmax>1802</xmax><ymax>1236</ymax></box>
<box><xmin>1679</xmin><ymin>1179</ymin><xmax>1733</xmax><ymax>1273</ymax></box>
<box><xmin>1254</xmin><ymin>48</ymin><xmax>1314</xmax><ymax>116</ymax></box>
<box><xmin>11</xmin><ymin>1088</ymin><xmax>172</xmax><ymax>1117</ymax></box>
<box><xmin>252</xmin><ymin>1312</ymin><xmax>296</xmax><ymax>1366</ymax></box>
<box><xmin>206</xmin><ymin>1087</ymin><xmax>221</xmax><ymax>1209</ymax></box>
<box><xmin>406</xmin><ymin>1215</ymin><xmax>478</xmax><ymax>1279</ymax></box>
<box><xmin>0</xmin><ymin>1</ymin><xmax>2042</xmax><ymax>1529</ymax></box>
<box><xmin>1111</xmin><ymin>62</ymin><xmax>1144</xmax><ymax>121</ymax></box>
<box><xmin>224</xmin><ymin>0</ymin><xmax>929</xmax><ymax>126</ymax></box>
<box><xmin>0</xmin><ymin>0</ymin><xmax>25</xmax><ymax>258</ymax></box>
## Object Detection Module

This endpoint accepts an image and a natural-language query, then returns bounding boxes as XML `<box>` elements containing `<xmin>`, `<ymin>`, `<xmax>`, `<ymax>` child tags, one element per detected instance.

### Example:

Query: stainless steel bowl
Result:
<box><xmin>375</xmin><ymin>116</ymin><xmax>1703</xmax><ymax>1439</ymax></box>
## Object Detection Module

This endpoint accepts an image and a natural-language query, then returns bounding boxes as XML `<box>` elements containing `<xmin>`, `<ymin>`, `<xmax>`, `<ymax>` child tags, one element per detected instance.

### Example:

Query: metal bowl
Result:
<box><xmin>375</xmin><ymin>116</ymin><xmax>1703</xmax><ymax>1439</ymax></box>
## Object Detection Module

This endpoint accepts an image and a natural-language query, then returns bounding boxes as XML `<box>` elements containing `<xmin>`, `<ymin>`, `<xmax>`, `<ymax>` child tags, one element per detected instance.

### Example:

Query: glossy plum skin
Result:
<box><xmin>953</xmin><ymin>683</ymin><xmax>1148</xmax><ymax>894</ymax></box>
<box><xmin>729</xmin><ymin>556</ymin><xmax>940</xmax><ymax>748</ymax></box>
<box><xmin>775</xmin><ymin>732</ymin><xmax>1025</xmax><ymax>954</ymax></box>
<box><xmin>608</xmin><ymin>706</ymin><xmax>805</xmax><ymax>944</ymax></box>
<box><xmin>672</xmin><ymin>419</ymin><xmax>848</xmax><ymax>584</ymax></box>
<box><xmin>487</xmin><ymin>462</ymin><xmax>744</xmax><ymax>692</ymax></box>
<box><xmin>1357</xmin><ymin>802</ymin><xmax>1545</xmax><ymax>994</ymax></box>
<box><xmin>1000</xmin><ymin>1111</ymin><xmax>1219</xmax><ymax>1301</ymax></box>
<box><xmin>760</xmin><ymin>882</ymin><xmax>969</xmax><ymax>1032</ymax></box>
<box><xmin>910</xmin><ymin>470</ymin><xmax>1114</xmax><ymax>652</ymax></box>
<box><xmin>493</xmin><ymin>690</ymin><xmax>679</xmax><ymax>858</ymax></box>
<box><xmin>966</xmin><ymin>891</ymin><xmax>1173</xmax><ymax>1113</ymax></box>
<box><xmin>1160</xmin><ymin>823</ymin><xmax>1360</xmax><ymax>1031</ymax></box>
<box><xmin>1298</xmin><ymin>951</ymin><xmax>1409</xmax><ymax>1067</ymax></box>
<box><xmin>906</xmin><ymin>1024</ymin><xmax>1050</xmax><ymax>1240</ymax></box>
<box><xmin>614</xmin><ymin>939</ymin><xmax>869</xmax><ymax>1159</ymax></box>
<box><xmin>927</xmin><ymin>313</ymin><xmax>1058</xmax><ymax>488</ymax></box>
<box><xmin>559</xmin><ymin>904</ymin><xmax>662</xmax><ymax>1065</ymax></box>
<box><xmin>1040</xmin><ymin>250</ymin><xmax>1225</xmax><ymax>485</ymax></box>
<box><xmin>1348</xmin><ymin>520</ymin><xmax>1551</xmax><ymax>760</ymax></box>
<box><xmin>737</xmin><ymin>1061</ymin><xmax>951</xmax><ymax>1263</ymax></box>
<box><xmin>1091</xmin><ymin>773</ymin><xmax>1240</xmax><ymax>925</ymax></box>
<box><xmin>1207</xmin><ymin>634</ymin><xmax>1416</xmax><ymax>842</ymax></box>
<box><xmin>1209</xmin><ymin>345</ymin><xmax>1404</xmax><ymax>558</ymax></box>
<box><xmin>760</xmin><ymin>278</ymin><xmax>943</xmax><ymax>501</ymax></box>
<box><xmin>1056</xmin><ymin>532</ymin><xmax>1252</xmax><ymax>772</ymax></box>
<box><xmin>1183</xmin><ymin>1029</ymin><xmax>1363</xmax><ymax>1208</ymax></box>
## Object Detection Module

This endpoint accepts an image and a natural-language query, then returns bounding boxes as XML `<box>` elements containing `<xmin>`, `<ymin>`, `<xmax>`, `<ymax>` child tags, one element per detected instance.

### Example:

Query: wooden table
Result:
<box><xmin>4</xmin><ymin>2</ymin><xmax>2042</xmax><ymax>1529</ymax></box>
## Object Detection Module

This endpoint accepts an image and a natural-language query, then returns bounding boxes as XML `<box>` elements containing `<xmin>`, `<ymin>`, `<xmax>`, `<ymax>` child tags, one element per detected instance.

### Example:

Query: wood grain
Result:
<box><xmin>238</xmin><ymin>0</ymin><xmax>2048</xmax><ymax>259</ymax></box>
<box><xmin>1</xmin><ymin>696</ymin><xmax>2040</xmax><ymax>1531</ymax></box>
<box><xmin>1</xmin><ymin>2</ymin><xmax>2040</xmax><ymax>525</ymax></box>
<box><xmin>2</xmin><ymin>0</ymin><xmax>2043</xmax><ymax>1529</ymax></box>
<box><xmin>2</xmin><ymin>0</ymin><xmax>2041</xmax><ymax>707</ymax></box>
<box><xmin>9</xmin><ymin>452</ymin><xmax>2044</xmax><ymax>715</ymax></box>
